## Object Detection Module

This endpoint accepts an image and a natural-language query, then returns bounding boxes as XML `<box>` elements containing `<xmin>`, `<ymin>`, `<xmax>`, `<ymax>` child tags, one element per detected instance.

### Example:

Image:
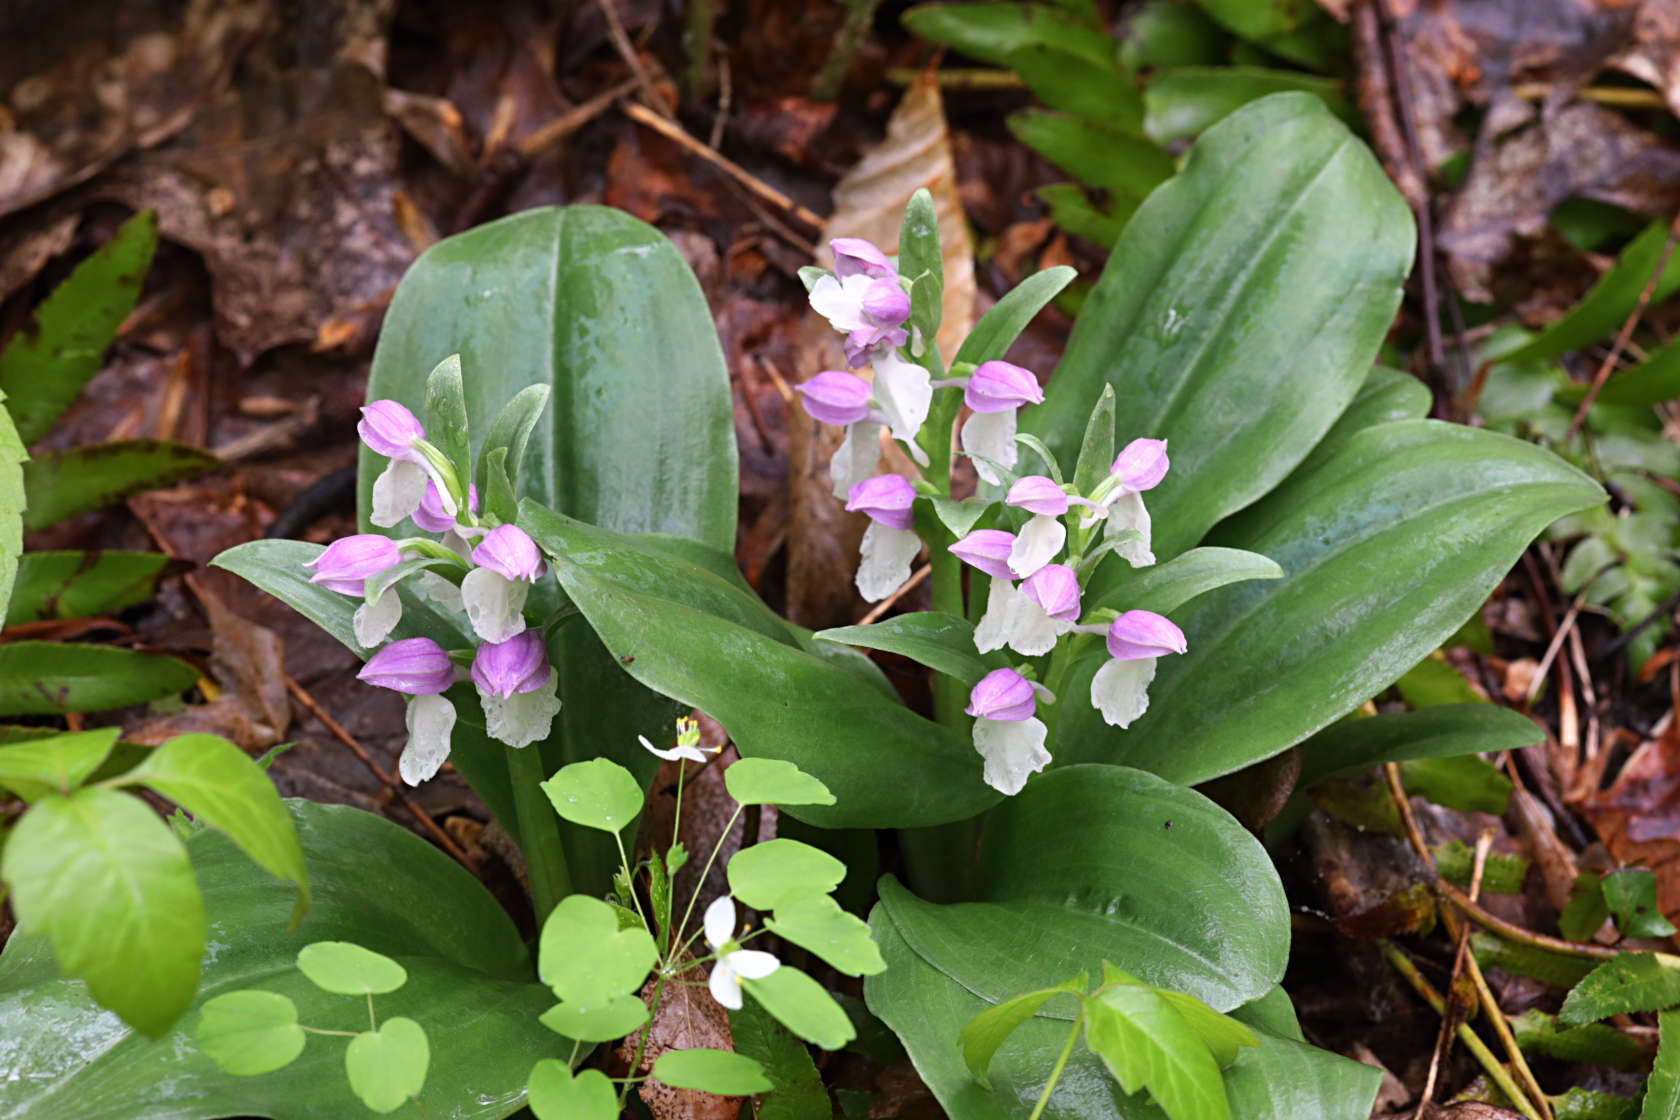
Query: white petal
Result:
<box><xmin>1105</xmin><ymin>491</ymin><xmax>1155</xmax><ymax>568</ymax></box>
<box><xmin>1005</xmin><ymin>594</ymin><xmax>1067</xmax><ymax>657</ymax></box>
<box><xmin>829</xmin><ymin>421</ymin><xmax>882</xmax><ymax>501</ymax></box>
<box><xmin>809</xmin><ymin>273</ymin><xmax>872</xmax><ymax>332</ymax></box>
<box><xmin>856</xmin><ymin>523</ymin><xmax>921</xmax><ymax>602</ymax></box>
<box><xmin>1007</xmin><ymin>514</ymin><xmax>1066</xmax><ymax>579</ymax></box>
<box><xmin>961</xmin><ymin>410</ymin><xmax>1017</xmax><ymax>485</ymax></box>
<box><xmin>704</xmin><ymin>895</ymin><xmax>737</xmax><ymax>952</ymax></box>
<box><xmin>399</xmin><ymin>694</ymin><xmax>456</xmax><ymax>785</ymax></box>
<box><xmin>481</xmin><ymin>667</ymin><xmax>561</xmax><ymax>748</ymax></box>
<box><xmin>415</xmin><ymin>571</ymin><xmax>464</xmax><ymax>613</ymax></box>
<box><xmin>370</xmin><ymin>460</ymin><xmax>429</xmax><ymax>528</ymax></box>
<box><xmin>1091</xmin><ymin>656</ymin><xmax>1158</xmax><ymax>729</ymax></box>
<box><xmin>871</xmin><ymin>353</ymin><xmax>932</xmax><ymax>462</ymax></box>
<box><xmin>639</xmin><ymin>735</ymin><xmax>708</xmax><ymax>764</ymax></box>
<box><xmin>973</xmin><ymin>578</ymin><xmax>1017</xmax><ymax>654</ymax></box>
<box><xmin>972</xmin><ymin>716</ymin><xmax>1051</xmax><ymax>796</ymax></box>
<box><xmin>708</xmin><ymin>962</ymin><xmax>743</xmax><ymax>1010</ymax></box>
<box><xmin>726</xmin><ymin>949</ymin><xmax>781</xmax><ymax>980</ymax></box>
<box><xmin>352</xmin><ymin>586</ymin><xmax>403</xmax><ymax>648</ymax></box>
<box><xmin>461</xmin><ymin>567</ymin><xmax>529</xmax><ymax>643</ymax></box>
<box><xmin>440</xmin><ymin>529</ymin><xmax>475</xmax><ymax>561</ymax></box>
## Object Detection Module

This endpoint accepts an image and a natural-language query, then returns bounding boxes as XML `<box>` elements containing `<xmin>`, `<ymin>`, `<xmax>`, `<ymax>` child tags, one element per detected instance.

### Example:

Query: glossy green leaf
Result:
<box><xmin>1071</xmin><ymin>384</ymin><xmax>1117</xmax><ymax>497</ymax></box>
<box><xmin>194</xmin><ymin>990</ymin><xmax>306</xmax><ymax>1077</ymax></box>
<box><xmin>816</xmin><ymin>612</ymin><xmax>993</xmax><ymax>686</ymax></box>
<box><xmin>960</xmin><ymin>977</ymin><xmax>1085</xmax><ymax>1084</ymax></box>
<box><xmin>22</xmin><ymin>440</ymin><xmax>220</xmax><ymax>532</ymax></box>
<box><xmin>120</xmin><ymin>733</ymin><xmax>308</xmax><ymax>923</ymax></box>
<box><xmin>729</xmin><ymin>997</ymin><xmax>830</xmax><ymax>1120</ymax></box>
<box><xmin>1036</xmin><ymin>183</ymin><xmax>1132</xmax><ymax>247</ymax></box>
<box><xmin>1643</xmin><ymin>1010</ymin><xmax>1680</xmax><ymax>1120</ymax></box>
<box><xmin>1286</xmin><ymin>366</ymin><xmax>1430</xmax><ymax>482</ymax></box>
<box><xmin>929</xmin><ymin>495</ymin><xmax>996</xmax><ymax>538</ymax></box>
<box><xmin>1560</xmin><ymin>953</ymin><xmax>1680</xmax><ymax>1026</ymax></box>
<box><xmin>541</xmin><ymin>757</ymin><xmax>643</xmax><ymax>834</ymax></box>
<box><xmin>766</xmin><ymin>894</ymin><xmax>886</xmax><ymax>977</ymax></box>
<box><xmin>7</xmin><ymin>550</ymin><xmax>188</xmax><ymax>624</ymax></box>
<box><xmin>0</xmin><ymin>727</ymin><xmax>119</xmax><ymax>801</ymax></box>
<box><xmin>1008</xmin><ymin>45</ymin><xmax>1142</xmax><ymax>133</ymax></box>
<box><xmin>2</xmin><ymin>787</ymin><xmax>203</xmax><ymax>1038</ymax></box>
<box><xmin>1498</xmin><ymin>221</ymin><xmax>1680</xmax><ymax>364</ymax></box>
<box><xmin>0</xmin><ymin>210</ymin><xmax>157</xmax><ymax>445</ymax></box>
<box><xmin>1008</xmin><ymin>112</ymin><xmax>1175</xmax><ymax>199</ymax></box>
<box><xmin>1145</xmin><ymin>67</ymin><xmax>1355</xmax><ymax>144</ymax></box>
<box><xmin>519</xmin><ymin>504</ymin><xmax>996</xmax><ymax>828</ymax></box>
<box><xmin>725</xmin><ymin>757</ymin><xmax>837</xmax><ymax>808</ymax></box>
<box><xmin>345</xmin><ymin>1017</ymin><xmax>429</xmax><ymax>1114</ymax></box>
<box><xmin>476</xmin><ymin>384</ymin><xmax>551</xmax><ymax>495</ymax></box>
<box><xmin>1061</xmin><ymin>421</ymin><xmax>1602</xmax><ymax>784</ymax></box>
<box><xmin>899</xmin><ymin>189</ymin><xmax>944</xmax><ymax>341</ymax></box>
<box><xmin>527</xmin><ymin>1061</ymin><xmax>617</xmax><ymax>1120</ymax></box>
<box><xmin>744</xmin><ymin>965</ymin><xmax>857</xmax><ymax>1051</ymax></box>
<box><xmin>650</xmin><ymin>1048</ymin><xmax>773</xmax><ymax>1095</ymax></box>
<box><xmin>1085</xmin><ymin>982</ymin><xmax>1231</xmax><ymax>1120</ymax></box>
<box><xmin>902</xmin><ymin>3</ymin><xmax>1114</xmax><ymax>67</ymax></box>
<box><xmin>420</xmin><ymin>354</ymin><xmax>471</xmax><ymax>500</ymax></box>
<box><xmin>955</xmin><ymin>265</ymin><xmax>1078</xmax><ymax>367</ymax></box>
<box><xmin>538</xmin><ymin>993</ymin><xmax>649</xmax><ymax>1042</ymax></box>
<box><xmin>880</xmin><ymin>767</ymin><xmax>1287</xmax><ymax>1014</ymax></box>
<box><xmin>297</xmin><ymin>942</ymin><xmax>408</xmax><ymax>996</ymax></box>
<box><xmin>0</xmin><ymin>800</ymin><xmax>553</xmax><ymax>1120</ymax></box>
<box><xmin>1151</xmin><ymin>986</ymin><xmax>1259</xmax><ymax>1068</ymax></box>
<box><xmin>1091</xmin><ymin>546</ymin><xmax>1282</xmax><ymax>616</ymax></box>
<box><xmin>728</xmin><ymin>839</ymin><xmax>846</xmax><ymax>910</ymax></box>
<box><xmin>0</xmin><ymin>641</ymin><xmax>199</xmax><ymax>716</ymax></box>
<box><xmin>1604</xmin><ymin>869</ymin><xmax>1678</xmax><ymax>938</ymax></box>
<box><xmin>1295</xmin><ymin>705</ymin><xmax>1542</xmax><ymax>788</ymax></box>
<box><xmin>1028</xmin><ymin>94</ymin><xmax>1414</xmax><ymax>558</ymax></box>
<box><xmin>537</xmin><ymin>894</ymin><xmax>657</xmax><ymax>1005</ymax></box>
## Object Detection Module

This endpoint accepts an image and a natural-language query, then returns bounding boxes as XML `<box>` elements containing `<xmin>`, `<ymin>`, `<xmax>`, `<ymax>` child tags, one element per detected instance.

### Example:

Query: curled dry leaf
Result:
<box><xmin>617</xmin><ymin>957</ymin><xmax>739</xmax><ymax>1120</ymax></box>
<box><xmin>1579</xmin><ymin>718</ymin><xmax>1680</xmax><ymax>942</ymax></box>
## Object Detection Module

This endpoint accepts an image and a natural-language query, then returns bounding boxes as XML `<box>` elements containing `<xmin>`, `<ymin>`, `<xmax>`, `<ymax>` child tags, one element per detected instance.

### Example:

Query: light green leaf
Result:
<box><xmin>1603</xmin><ymin>869</ymin><xmax>1678</xmax><ymax>939</ymax></box>
<box><xmin>0</xmin><ymin>640</ymin><xmax>199</xmax><ymax>717</ymax></box>
<box><xmin>726</xmin><ymin>758</ymin><xmax>837</xmax><ymax>809</ymax></box>
<box><xmin>1008</xmin><ymin>45</ymin><xmax>1142</xmax><ymax>134</ymax></box>
<box><xmin>1394</xmin><ymin>656</ymin><xmax>1485</xmax><ymax>708</ymax></box>
<box><xmin>0</xmin><ymin>727</ymin><xmax>119</xmax><ymax>801</ymax></box>
<box><xmin>345</xmin><ymin>1017</ymin><xmax>429</xmax><ymax>1114</ymax></box>
<box><xmin>744</xmin><ymin>966</ymin><xmax>857</xmax><ymax>1050</ymax></box>
<box><xmin>1091</xmin><ymin>546</ymin><xmax>1282</xmax><ymax>616</ymax></box>
<box><xmin>959</xmin><ymin>977</ymin><xmax>1086</xmax><ymax>1085</ymax></box>
<box><xmin>1643</xmin><ymin>1010</ymin><xmax>1680</xmax><ymax>1120</ymax></box>
<box><xmin>0</xmin><ymin>393</ymin><xmax>23</xmax><ymax>630</ymax></box>
<box><xmin>1036</xmin><ymin>183</ymin><xmax>1132</xmax><ymax>247</ymax></box>
<box><xmin>528</xmin><ymin>1061</ymin><xmax>618</xmax><ymax>1120</ymax></box>
<box><xmin>1594</xmin><ymin>335</ymin><xmax>1680</xmax><ymax>409</ymax></box>
<box><xmin>954</xmin><ymin>265</ymin><xmax>1078</xmax><ymax>367</ymax></box>
<box><xmin>0</xmin><ymin>210</ymin><xmax>157</xmax><ymax>445</ymax></box>
<box><xmin>541</xmin><ymin>757</ymin><xmax>644</xmax><ymax>834</ymax></box>
<box><xmin>728</xmin><ymin>839</ymin><xmax>846</xmax><ymax>910</ymax></box>
<box><xmin>119</xmin><ymin>733</ymin><xmax>308</xmax><ymax>924</ymax></box>
<box><xmin>537</xmin><ymin>894</ymin><xmax>657</xmax><ymax>1005</ymax></box>
<box><xmin>1153</xmin><ymin>990</ymin><xmax>1259</xmax><ymax>1069</ymax></box>
<box><xmin>1295</xmin><ymin>705</ymin><xmax>1543</xmax><ymax>789</ymax></box>
<box><xmin>476</xmin><ymin>384</ymin><xmax>551</xmax><ymax>496</ymax></box>
<box><xmin>7</xmin><ymin>551</ymin><xmax>188</xmax><ymax>624</ymax></box>
<box><xmin>1</xmin><ymin>787</ymin><xmax>204</xmax><ymax>1038</ymax></box>
<box><xmin>1027</xmin><ymin>94</ymin><xmax>1415</xmax><ymax>559</ymax></box>
<box><xmin>650</xmin><ymin>1048</ymin><xmax>773</xmax><ymax>1095</ymax></box>
<box><xmin>297</xmin><ymin>942</ymin><xmax>408</xmax><ymax>996</ymax></box>
<box><xmin>929</xmin><ymin>496</ymin><xmax>996</xmax><ymax>539</ymax></box>
<box><xmin>902</xmin><ymin>3</ymin><xmax>1115</xmax><ymax>67</ymax></box>
<box><xmin>1072</xmin><ymin>384</ymin><xmax>1117</xmax><ymax>497</ymax></box>
<box><xmin>1085</xmin><ymin>983</ymin><xmax>1232</xmax><ymax>1120</ymax></box>
<box><xmin>766</xmin><ymin>894</ymin><xmax>886</xmax><ymax>977</ymax></box>
<box><xmin>538</xmin><ymin>994</ymin><xmax>649</xmax><ymax>1043</ymax></box>
<box><xmin>22</xmin><ymin>440</ymin><xmax>220</xmax><ymax>532</ymax></box>
<box><xmin>1560</xmin><ymin>953</ymin><xmax>1680</xmax><ymax>1026</ymax></box>
<box><xmin>194</xmin><ymin>990</ymin><xmax>306</xmax><ymax>1077</ymax></box>
<box><xmin>899</xmin><ymin>189</ymin><xmax>944</xmax><ymax>341</ymax></box>
<box><xmin>816</xmin><ymin>612</ymin><xmax>993</xmax><ymax>687</ymax></box>
<box><xmin>729</xmin><ymin>997</ymin><xmax>830</xmax><ymax>1120</ymax></box>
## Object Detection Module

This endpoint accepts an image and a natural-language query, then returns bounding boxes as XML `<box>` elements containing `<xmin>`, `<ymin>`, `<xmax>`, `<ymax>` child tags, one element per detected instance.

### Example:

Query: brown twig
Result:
<box><xmin>284</xmin><ymin>675</ymin><xmax>479</xmax><ymax>874</ymax></box>
<box><xmin>1567</xmin><ymin>213</ymin><xmax>1680</xmax><ymax>440</ymax></box>
<box><xmin>1436</xmin><ymin>879</ymin><xmax>1618</xmax><ymax>960</ymax></box>
<box><xmin>517</xmin><ymin>77</ymin><xmax>640</xmax><ymax>160</ymax></box>
<box><xmin>1412</xmin><ymin>829</ymin><xmax>1491</xmax><ymax>1119</ymax></box>
<box><xmin>593</xmin><ymin>0</ymin><xmax>670</xmax><ymax>118</ymax></box>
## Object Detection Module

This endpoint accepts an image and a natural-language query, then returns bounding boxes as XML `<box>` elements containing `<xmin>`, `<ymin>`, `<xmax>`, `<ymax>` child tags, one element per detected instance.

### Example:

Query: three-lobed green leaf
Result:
<box><xmin>724</xmin><ymin>758</ymin><xmax>837</xmax><ymax>808</ymax></box>
<box><xmin>727</xmin><ymin>839</ymin><xmax>846</xmax><ymax>910</ymax></box>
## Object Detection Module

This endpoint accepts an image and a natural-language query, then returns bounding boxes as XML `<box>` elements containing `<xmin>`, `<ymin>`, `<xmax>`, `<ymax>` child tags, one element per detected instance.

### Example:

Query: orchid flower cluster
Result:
<box><xmin>797</xmin><ymin>215</ymin><xmax>1189</xmax><ymax>798</ymax></box>
<box><xmin>304</xmin><ymin>394</ymin><xmax>560</xmax><ymax>785</ymax></box>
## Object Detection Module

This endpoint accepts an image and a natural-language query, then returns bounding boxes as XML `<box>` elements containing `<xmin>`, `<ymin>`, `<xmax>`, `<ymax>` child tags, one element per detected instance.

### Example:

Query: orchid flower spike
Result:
<box><xmin>809</xmin><ymin>238</ymin><xmax>911</xmax><ymax>368</ymax></box>
<box><xmin>703</xmin><ymin>895</ymin><xmax>781</xmax><ymax>1010</ymax></box>
<box><xmin>471</xmin><ymin>631</ymin><xmax>562</xmax><ymax>749</ymax></box>
<box><xmin>1086</xmin><ymin>438</ymin><xmax>1169</xmax><ymax>568</ymax></box>
<box><xmin>361</xmin><ymin>400</ymin><xmax>458</xmax><ymax>529</ymax></box>
<box><xmin>461</xmin><ymin>524</ymin><xmax>545</xmax><ymax>643</ymax></box>
<box><xmin>978</xmin><ymin>562</ymin><xmax>1081</xmax><ymax>657</ymax></box>
<box><xmin>965</xmin><ymin>668</ymin><xmax>1051</xmax><ymax>796</ymax></box>
<box><xmin>358</xmin><ymin>638</ymin><xmax>458</xmax><ymax>785</ymax></box>
<box><xmin>1090</xmin><ymin>610</ymin><xmax>1187</xmax><ymax>729</ymax></box>
<box><xmin>1005</xmin><ymin>475</ymin><xmax>1068</xmax><ymax>579</ymax></box>
<box><xmin>950</xmin><ymin>530</ymin><xmax>1025</xmax><ymax>655</ymax></box>
<box><xmin>847</xmin><ymin>474</ymin><xmax>921</xmax><ymax>602</ymax></box>
<box><xmin>960</xmin><ymin>361</ymin><xmax>1042</xmax><ymax>485</ymax></box>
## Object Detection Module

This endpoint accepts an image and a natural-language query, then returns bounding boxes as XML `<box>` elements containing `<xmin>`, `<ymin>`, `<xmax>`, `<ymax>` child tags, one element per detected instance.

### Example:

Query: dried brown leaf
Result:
<box><xmin>618</xmin><ymin>957</ymin><xmax>738</xmax><ymax>1120</ymax></box>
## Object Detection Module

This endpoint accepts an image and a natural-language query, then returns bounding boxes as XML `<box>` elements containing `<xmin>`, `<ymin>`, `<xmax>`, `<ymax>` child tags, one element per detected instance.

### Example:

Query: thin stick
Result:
<box><xmin>284</xmin><ymin>675</ymin><xmax>478</xmax><ymax>873</ymax></box>
<box><xmin>622</xmin><ymin>100</ymin><xmax>824</xmax><ymax>230</ymax></box>
<box><xmin>517</xmin><ymin>77</ymin><xmax>639</xmax><ymax>159</ymax></box>
<box><xmin>1567</xmin><ymin>213</ymin><xmax>1680</xmax><ymax>440</ymax></box>
<box><xmin>884</xmin><ymin>67</ymin><xmax>1025</xmax><ymax>90</ymax></box>
<box><xmin>593</xmin><ymin>0</ymin><xmax>670</xmax><ymax>118</ymax></box>
<box><xmin>1436</xmin><ymin>879</ymin><xmax>1618</xmax><ymax>960</ymax></box>
<box><xmin>1383</xmin><ymin>763</ymin><xmax>1434</xmax><ymax>871</ymax></box>
<box><xmin>1512</xmin><ymin>83</ymin><xmax>1671</xmax><ymax>109</ymax></box>
<box><xmin>1526</xmin><ymin>593</ymin><xmax>1583</xmax><ymax>703</ymax></box>
<box><xmin>858</xmin><ymin>565</ymin><xmax>931</xmax><ymax>624</ymax></box>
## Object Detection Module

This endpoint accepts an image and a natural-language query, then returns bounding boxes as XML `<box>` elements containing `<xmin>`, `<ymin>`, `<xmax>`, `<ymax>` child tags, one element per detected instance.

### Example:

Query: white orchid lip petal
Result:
<box><xmin>480</xmin><ymin>667</ymin><xmax>560</xmax><ymax>748</ymax></box>
<box><xmin>704</xmin><ymin>895</ymin><xmax>737</xmax><ymax>951</ymax></box>
<box><xmin>1007</xmin><ymin>515</ymin><xmax>1066</xmax><ymax>579</ymax></box>
<box><xmin>961</xmin><ymin>409</ymin><xmax>1017</xmax><ymax>486</ymax></box>
<box><xmin>829</xmin><ymin>421</ymin><xmax>883</xmax><ymax>501</ymax></box>
<box><xmin>399</xmin><ymin>694</ymin><xmax>456</xmax><ymax>785</ymax></box>
<box><xmin>370</xmin><ymin>460</ymin><xmax>430</xmax><ymax>528</ymax></box>
<box><xmin>1091</xmin><ymin>656</ymin><xmax>1159</xmax><ymax>729</ymax></box>
<box><xmin>352</xmin><ymin>587</ymin><xmax>403</xmax><ymax>649</ymax></box>
<box><xmin>461</xmin><ymin>567</ymin><xmax>530</xmax><ymax>644</ymax></box>
<box><xmin>972</xmin><ymin>715</ymin><xmax>1051</xmax><ymax>796</ymax></box>
<box><xmin>855</xmin><ymin>523</ymin><xmax>922</xmax><ymax>603</ymax></box>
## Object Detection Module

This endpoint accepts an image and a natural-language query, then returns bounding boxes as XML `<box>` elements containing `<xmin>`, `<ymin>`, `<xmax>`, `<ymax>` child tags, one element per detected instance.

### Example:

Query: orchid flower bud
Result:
<box><xmin>1111</xmin><ymin>438</ymin><xmax>1170</xmax><ymax>492</ymax></box>
<box><xmin>846</xmin><ymin>474</ymin><xmax>916</xmax><ymax>530</ymax></box>
<box><xmin>797</xmin><ymin>371</ymin><xmax>874</xmax><ymax>426</ymax></box>
<box><xmin>950</xmin><ymin>530</ymin><xmax>1017</xmax><ymax>582</ymax></box>
<box><xmin>305</xmin><ymin>534</ymin><xmax>402</xmax><ymax>596</ymax></box>
<box><xmin>967</xmin><ymin>667</ymin><xmax>1052</xmax><ymax>795</ymax></box>
<box><xmin>1006</xmin><ymin>476</ymin><xmax>1069</xmax><ymax>517</ymax></box>
<box><xmin>861</xmin><ymin>278</ymin><xmax>910</xmax><ymax>326</ymax></box>
<box><xmin>357</xmin><ymin>637</ymin><xmax>455</xmax><ymax>695</ymax></box>
<box><xmin>471</xmin><ymin>525</ymin><xmax>544</xmax><ymax>582</ymax></box>
<box><xmin>358</xmin><ymin>400</ymin><xmax>425</xmax><ymax>459</ymax></box>
<box><xmin>1106</xmin><ymin>610</ymin><xmax>1187</xmax><ymax>661</ymax></box>
<box><xmin>965</xmin><ymin>668</ymin><xmax>1037</xmax><ymax>722</ymax></box>
<box><xmin>830</xmin><ymin>238</ymin><xmax>895</xmax><ymax>280</ymax></box>
<box><xmin>1022</xmin><ymin>563</ymin><xmax>1081</xmax><ymax>623</ymax></box>
<box><xmin>964</xmin><ymin>361</ymin><xmax>1043</xmax><ymax>414</ymax></box>
<box><xmin>413</xmin><ymin>481</ymin><xmax>478</xmax><ymax>534</ymax></box>
<box><xmin>471</xmin><ymin>631</ymin><xmax>550</xmax><ymax>698</ymax></box>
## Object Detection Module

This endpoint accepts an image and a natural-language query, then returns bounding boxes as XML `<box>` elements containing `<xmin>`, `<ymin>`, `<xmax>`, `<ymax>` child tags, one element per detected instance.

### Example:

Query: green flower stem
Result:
<box><xmin>505</xmin><ymin>744</ymin><xmax>571</xmax><ymax>920</ymax></box>
<box><xmin>1028</xmin><ymin>1010</ymin><xmax>1084</xmax><ymax>1120</ymax></box>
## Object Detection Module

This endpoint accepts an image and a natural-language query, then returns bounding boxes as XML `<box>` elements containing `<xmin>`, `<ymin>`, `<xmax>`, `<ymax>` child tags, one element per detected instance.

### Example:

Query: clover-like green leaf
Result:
<box><xmin>195</xmin><ymin>990</ymin><xmax>306</xmax><ymax>1076</ymax></box>
<box><xmin>345</xmin><ymin>1017</ymin><xmax>429</xmax><ymax>1114</ymax></box>
<box><xmin>537</xmin><ymin>894</ymin><xmax>657</xmax><ymax>1005</ymax></box>
<box><xmin>527</xmin><ymin>1060</ymin><xmax>618</xmax><ymax>1120</ymax></box>
<box><xmin>296</xmin><ymin>941</ymin><xmax>407</xmax><ymax>996</ymax></box>
<box><xmin>538</xmin><ymin>994</ymin><xmax>650</xmax><ymax>1043</ymax></box>
<box><xmin>766</xmin><ymin>894</ymin><xmax>885</xmax><ymax>977</ymax></box>
<box><xmin>542</xmin><ymin>758</ymin><xmax>644</xmax><ymax>834</ymax></box>
<box><xmin>724</xmin><ymin>758</ymin><xmax>835</xmax><ymax>809</ymax></box>
<box><xmin>650</xmin><ymin>1048</ymin><xmax>773</xmax><ymax>1095</ymax></box>
<box><xmin>727</xmin><ymin>839</ymin><xmax>845</xmax><ymax>911</ymax></box>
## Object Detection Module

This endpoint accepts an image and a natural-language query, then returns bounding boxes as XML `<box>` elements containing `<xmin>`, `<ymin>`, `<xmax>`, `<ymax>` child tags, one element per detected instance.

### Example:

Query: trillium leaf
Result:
<box><xmin>345</xmin><ymin>1017</ymin><xmax>429</xmax><ymax>1114</ymax></box>
<box><xmin>541</xmin><ymin>758</ymin><xmax>644</xmax><ymax>834</ymax></box>
<box><xmin>765</xmin><ymin>894</ymin><xmax>886</xmax><ymax>977</ymax></box>
<box><xmin>649</xmin><ymin>1048</ymin><xmax>773</xmax><ymax>1095</ymax></box>
<box><xmin>959</xmin><ymin>976</ymin><xmax>1086</xmax><ymax>1086</ymax></box>
<box><xmin>536</xmin><ymin>894</ymin><xmax>657</xmax><ymax>1005</ymax></box>
<box><xmin>296</xmin><ymin>942</ymin><xmax>407</xmax><ymax>996</ymax></box>
<box><xmin>538</xmin><ymin>994</ymin><xmax>650</xmax><ymax>1043</ymax></box>
<box><xmin>728</xmin><ymin>839</ymin><xmax>846</xmax><ymax>910</ymax></box>
<box><xmin>527</xmin><ymin>1061</ymin><xmax>618</xmax><ymax>1120</ymax></box>
<box><xmin>1084</xmin><ymin>983</ymin><xmax>1232</xmax><ymax>1120</ymax></box>
<box><xmin>195</xmin><ymin>990</ymin><xmax>306</xmax><ymax>1077</ymax></box>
